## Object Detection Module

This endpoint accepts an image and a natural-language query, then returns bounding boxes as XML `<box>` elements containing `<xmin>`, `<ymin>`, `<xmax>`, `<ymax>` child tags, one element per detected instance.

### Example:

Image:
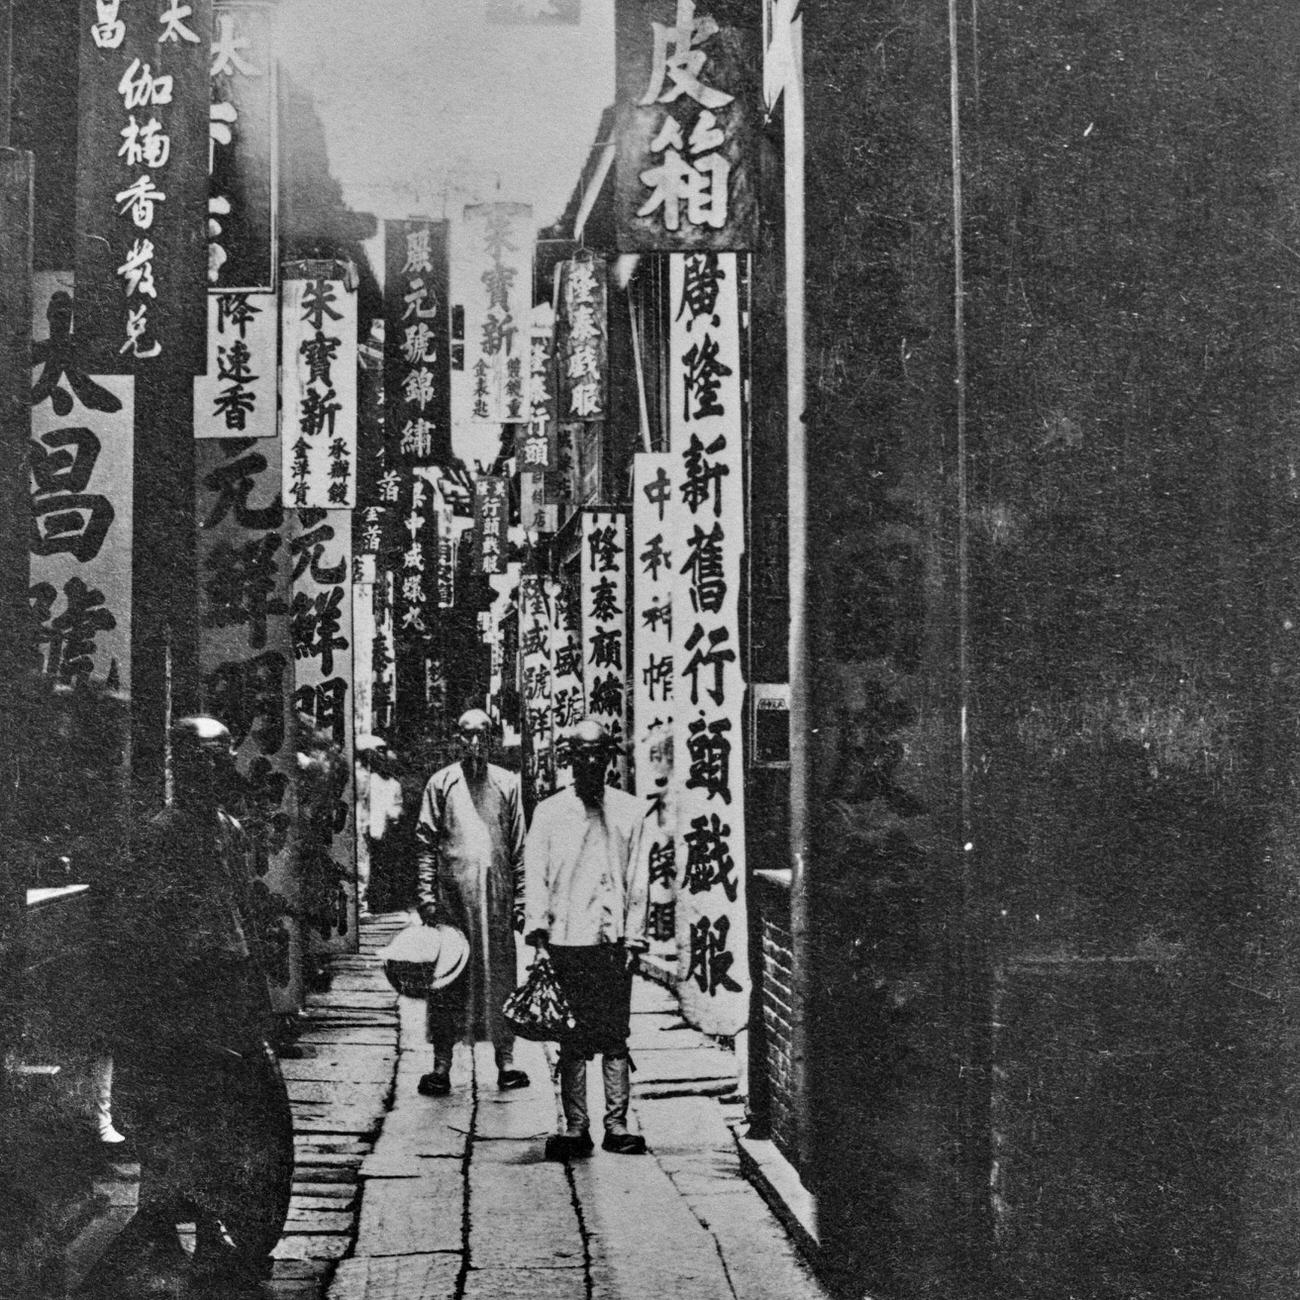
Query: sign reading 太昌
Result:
<box><xmin>668</xmin><ymin>251</ymin><xmax>748</xmax><ymax>1036</ymax></box>
<box><xmin>209</xmin><ymin>0</ymin><xmax>276</xmax><ymax>291</ymax></box>
<box><xmin>29</xmin><ymin>273</ymin><xmax>134</xmax><ymax>692</ymax></box>
<box><xmin>75</xmin><ymin>0</ymin><xmax>211</xmax><ymax>373</ymax></box>
<box><xmin>615</xmin><ymin>0</ymin><xmax>759</xmax><ymax>252</ymax></box>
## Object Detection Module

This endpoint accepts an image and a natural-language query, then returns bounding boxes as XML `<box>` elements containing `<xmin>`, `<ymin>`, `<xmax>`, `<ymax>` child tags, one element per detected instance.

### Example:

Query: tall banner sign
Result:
<box><xmin>461</xmin><ymin>202</ymin><xmax>532</xmax><ymax>424</ymax></box>
<box><xmin>473</xmin><ymin>475</ymin><xmax>509</xmax><ymax>574</ymax></box>
<box><xmin>30</xmin><ymin>274</ymin><xmax>133</xmax><ymax>691</ymax></box>
<box><xmin>556</xmin><ymin>256</ymin><xmax>607</xmax><ymax>421</ymax></box>
<box><xmin>281</xmin><ymin>273</ymin><xmax>358</xmax><ymax>509</ymax></box>
<box><xmin>580</xmin><ymin>509</ymin><xmax>629</xmax><ymax>788</ymax></box>
<box><xmin>433</xmin><ymin>478</ymin><xmax>456</xmax><ymax>609</ymax></box>
<box><xmin>528</xmin><ymin>302</ymin><xmax>557</xmax><ymax>428</ymax></box>
<box><xmin>383</xmin><ymin>218</ymin><xmax>451</xmax><ymax>464</ymax></box>
<box><xmin>392</xmin><ymin>475</ymin><xmax>437</xmax><ymax>731</ymax></box>
<box><xmin>373</xmin><ymin>569</ymin><xmax>397</xmax><ymax>736</ymax></box>
<box><xmin>668</xmin><ymin>251</ymin><xmax>747</xmax><ymax>1035</ymax></box>
<box><xmin>633</xmin><ymin>455</ymin><xmax>678</xmax><ymax>953</ymax></box>
<box><xmin>75</xmin><ymin>0</ymin><xmax>211</xmax><ymax>373</ymax></box>
<box><xmin>194</xmin><ymin>291</ymin><xmax>276</xmax><ymax>437</ymax></box>
<box><xmin>292</xmin><ymin>507</ymin><xmax>356</xmax><ymax>952</ymax></box>
<box><xmin>548</xmin><ymin>420</ymin><xmax>581</xmax><ymax>532</ymax></box>
<box><xmin>614</xmin><ymin>0</ymin><xmax>759</xmax><ymax>252</ymax></box>
<box><xmin>548</xmin><ymin>576</ymin><xmax>585</xmax><ymax>788</ymax></box>
<box><xmin>519</xmin><ymin>575</ymin><xmax>554</xmax><ymax>807</ymax></box>
<box><xmin>196</xmin><ymin>433</ymin><xmax>300</xmax><ymax>1011</ymax></box>
<box><xmin>209</xmin><ymin>1</ymin><xmax>276</xmax><ymax>291</ymax></box>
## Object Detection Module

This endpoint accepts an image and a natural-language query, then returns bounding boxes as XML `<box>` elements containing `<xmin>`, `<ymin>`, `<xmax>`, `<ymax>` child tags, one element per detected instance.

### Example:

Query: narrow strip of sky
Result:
<box><xmin>273</xmin><ymin>0</ymin><xmax>615</xmax><ymax>230</ymax></box>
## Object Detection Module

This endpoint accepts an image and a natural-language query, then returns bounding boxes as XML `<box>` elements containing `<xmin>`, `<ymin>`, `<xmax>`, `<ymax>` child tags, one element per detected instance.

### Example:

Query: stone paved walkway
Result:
<box><xmin>67</xmin><ymin>911</ymin><xmax>829</xmax><ymax>1300</ymax></box>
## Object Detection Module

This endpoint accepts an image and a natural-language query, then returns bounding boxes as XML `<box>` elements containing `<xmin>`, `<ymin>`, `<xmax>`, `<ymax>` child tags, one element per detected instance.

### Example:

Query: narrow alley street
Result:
<box><xmin>68</xmin><ymin>912</ymin><xmax>828</xmax><ymax>1300</ymax></box>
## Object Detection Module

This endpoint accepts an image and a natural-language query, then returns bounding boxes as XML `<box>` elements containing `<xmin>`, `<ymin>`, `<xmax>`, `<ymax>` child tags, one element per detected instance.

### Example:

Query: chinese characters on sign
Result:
<box><xmin>548</xmin><ymin>577</ymin><xmax>585</xmax><ymax>785</ymax></box>
<box><xmin>519</xmin><ymin>575</ymin><xmax>555</xmax><ymax>804</ymax></box>
<box><xmin>461</xmin><ymin>202</ymin><xmax>533</xmax><ymax>423</ymax></box>
<box><xmin>209</xmin><ymin>0</ymin><xmax>276</xmax><ymax>290</ymax></box>
<box><xmin>194</xmin><ymin>291</ymin><xmax>275</xmax><ymax>437</ymax></box>
<box><xmin>633</xmin><ymin>454</ymin><xmax>678</xmax><ymax>950</ymax></box>
<box><xmin>556</xmin><ymin>256</ymin><xmax>607</xmax><ymax>420</ymax></box>
<box><xmin>196</xmin><ymin>432</ymin><xmax>299</xmax><ymax>1006</ymax></box>
<box><xmin>581</xmin><ymin>510</ymin><xmax>629</xmax><ymax>788</ymax></box>
<box><xmin>29</xmin><ymin>274</ymin><xmax>134</xmax><ymax>692</ymax></box>
<box><xmin>280</xmin><ymin>274</ymin><xmax>358</xmax><ymax>509</ymax></box>
<box><xmin>615</xmin><ymin>0</ymin><xmax>758</xmax><ymax>252</ymax></box>
<box><xmin>291</xmin><ymin>507</ymin><xmax>356</xmax><ymax>950</ymax></box>
<box><xmin>76</xmin><ymin>0</ymin><xmax>211</xmax><ymax>372</ymax></box>
<box><xmin>384</xmin><ymin>219</ymin><xmax>451</xmax><ymax>465</ymax></box>
<box><xmin>474</xmin><ymin>476</ymin><xmax>509</xmax><ymax>574</ymax></box>
<box><xmin>668</xmin><ymin>251</ymin><xmax>747</xmax><ymax>1035</ymax></box>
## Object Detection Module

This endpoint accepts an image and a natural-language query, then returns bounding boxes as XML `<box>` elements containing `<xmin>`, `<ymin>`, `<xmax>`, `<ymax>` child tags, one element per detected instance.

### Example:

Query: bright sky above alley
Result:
<box><xmin>273</xmin><ymin>0</ymin><xmax>615</xmax><ymax>232</ymax></box>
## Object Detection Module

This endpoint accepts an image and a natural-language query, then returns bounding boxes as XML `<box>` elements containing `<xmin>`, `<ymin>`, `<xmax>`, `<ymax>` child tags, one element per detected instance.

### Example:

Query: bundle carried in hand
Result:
<box><xmin>502</xmin><ymin>958</ymin><xmax>578</xmax><ymax>1042</ymax></box>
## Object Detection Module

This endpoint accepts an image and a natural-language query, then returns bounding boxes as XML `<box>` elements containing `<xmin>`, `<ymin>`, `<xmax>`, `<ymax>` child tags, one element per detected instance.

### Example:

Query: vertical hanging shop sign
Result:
<box><xmin>433</xmin><ymin>478</ymin><xmax>456</xmax><ymax>609</ymax></box>
<box><xmin>548</xmin><ymin>420</ymin><xmax>580</xmax><ymax>532</ymax></box>
<box><xmin>29</xmin><ymin>274</ymin><xmax>134</xmax><ymax>691</ymax></box>
<box><xmin>384</xmin><ymin>218</ymin><xmax>450</xmax><ymax>465</ymax></box>
<box><xmin>391</xmin><ymin>474</ymin><xmax>437</xmax><ymax>730</ymax></box>
<box><xmin>548</xmin><ymin>576</ymin><xmax>585</xmax><ymax>787</ymax></box>
<box><xmin>581</xmin><ymin>509</ymin><xmax>629</xmax><ymax>788</ymax></box>
<box><xmin>462</xmin><ymin>202</ymin><xmax>532</xmax><ymax>424</ymax></box>
<box><xmin>473</xmin><ymin>475</ymin><xmax>509</xmax><ymax>574</ymax></box>
<box><xmin>556</xmin><ymin>255</ymin><xmax>607</xmax><ymax>420</ymax></box>
<box><xmin>668</xmin><ymin>250</ymin><xmax>747</xmax><ymax>1035</ymax></box>
<box><xmin>372</xmin><ymin>569</ymin><xmax>397</xmax><ymax>736</ymax></box>
<box><xmin>354</xmin><ymin>335</ymin><xmax>397</xmax><ymax>554</ymax></box>
<box><xmin>209</xmin><ymin>0</ymin><xmax>276</xmax><ymax>291</ymax></box>
<box><xmin>196</xmin><ymin>433</ymin><xmax>300</xmax><ymax>1010</ymax></box>
<box><xmin>633</xmin><ymin>454</ymin><xmax>678</xmax><ymax>950</ymax></box>
<box><xmin>528</xmin><ymin>302</ymin><xmax>557</xmax><ymax>428</ymax></box>
<box><xmin>291</xmin><ymin>507</ymin><xmax>356</xmax><ymax>951</ymax></box>
<box><xmin>519</xmin><ymin>575</ymin><xmax>554</xmax><ymax>805</ymax></box>
<box><xmin>194</xmin><ymin>291</ymin><xmax>276</xmax><ymax>437</ymax></box>
<box><xmin>281</xmin><ymin>272</ymin><xmax>358</xmax><ymax>509</ymax></box>
<box><xmin>75</xmin><ymin>0</ymin><xmax>211</xmax><ymax>373</ymax></box>
<box><xmin>614</xmin><ymin>0</ymin><xmax>758</xmax><ymax>253</ymax></box>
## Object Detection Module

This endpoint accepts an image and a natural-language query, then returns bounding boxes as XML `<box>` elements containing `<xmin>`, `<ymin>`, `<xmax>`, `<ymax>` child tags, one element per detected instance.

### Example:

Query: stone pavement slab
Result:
<box><xmin>327</xmin><ymin>1252</ymin><xmax>460</xmax><ymax>1300</ymax></box>
<box><xmin>354</xmin><ymin>1169</ymin><xmax>463</xmax><ymax>1254</ymax></box>
<box><xmin>462</xmin><ymin>1265</ymin><xmax>588</xmax><ymax>1299</ymax></box>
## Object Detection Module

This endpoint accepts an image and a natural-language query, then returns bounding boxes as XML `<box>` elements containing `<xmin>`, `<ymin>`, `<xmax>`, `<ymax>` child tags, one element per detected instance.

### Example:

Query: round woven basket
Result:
<box><xmin>377</xmin><ymin>923</ymin><xmax>469</xmax><ymax>998</ymax></box>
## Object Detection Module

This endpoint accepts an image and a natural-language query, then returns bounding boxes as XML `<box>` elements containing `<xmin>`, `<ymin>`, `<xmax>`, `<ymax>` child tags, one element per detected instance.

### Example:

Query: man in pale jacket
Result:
<box><xmin>524</xmin><ymin>717</ymin><xmax>650</xmax><ymax>1157</ymax></box>
<box><xmin>415</xmin><ymin>709</ymin><xmax>528</xmax><ymax>1096</ymax></box>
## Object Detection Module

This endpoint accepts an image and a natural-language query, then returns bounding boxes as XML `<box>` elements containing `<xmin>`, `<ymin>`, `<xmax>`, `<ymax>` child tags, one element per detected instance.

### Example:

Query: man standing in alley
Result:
<box><xmin>415</xmin><ymin>708</ymin><xmax>529</xmax><ymax>1096</ymax></box>
<box><xmin>524</xmin><ymin>717</ymin><xmax>651</xmax><ymax>1157</ymax></box>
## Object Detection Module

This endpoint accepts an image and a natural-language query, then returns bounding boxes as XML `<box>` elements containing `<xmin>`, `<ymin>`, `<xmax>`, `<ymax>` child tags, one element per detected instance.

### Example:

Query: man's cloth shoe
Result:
<box><xmin>417</xmin><ymin>1071</ymin><xmax>451</xmax><ymax>1096</ymax></box>
<box><xmin>544</xmin><ymin>1130</ymin><xmax>594</xmax><ymax>1161</ymax></box>
<box><xmin>602</xmin><ymin>1130</ymin><xmax>647</xmax><ymax>1155</ymax></box>
<box><xmin>497</xmin><ymin>1068</ymin><xmax>530</xmax><ymax>1091</ymax></box>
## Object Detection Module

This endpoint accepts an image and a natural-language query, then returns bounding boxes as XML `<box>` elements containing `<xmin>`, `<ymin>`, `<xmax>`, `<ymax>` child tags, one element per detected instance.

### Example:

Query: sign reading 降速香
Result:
<box><xmin>633</xmin><ymin>453</ymin><xmax>677</xmax><ymax>951</ymax></box>
<box><xmin>461</xmin><ymin>202</ymin><xmax>533</xmax><ymax>424</ymax></box>
<box><xmin>30</xmin><ymin>273</ymin><xmax>133</xmax><ymax>693</ymax></box>
<box><xmin>581</xmin><ymin>509</ymin><xmax>629</xmax><ymax>789</ymax></box>
<box><xmin>291</xmin><ymin>507</ymin><xmax>356</xmax><ymax>953</ymax></box>
<box><xmin>556</xmin><ymin>256</ymin><xmax>607</xmax><ymax>421</ymax></box>
<box><xmin>209</xmin><ymin>0</ymin><xmax>276</xmax><ymax>291</ymax></box>
<box><xmin>668</xmin><ymin>251</ymin><xmax>747</xmax><ymax>1036</ymax></box>
<box><xmin>519</xmin><ymin>575</ymin><xmax>554</xmax><ymax>807</ymax></box>
<box><xmin>614</xmin><ymin>0</ymin><xmax>758</xmax><ymax>252</ymax></box>
<box><xmin>384</xmin><ymin>218</ymin><xmax>450</xmax><ymax>465</ymax></box>
<box><xmin>281</xmin><ymin>273</ymin><xmax>358</xmax><ymax>509</ymax></box>
<box><xmin>196</xmin><ymin>432</ymin><xmax>301</xmax><ymax>1010</ymax></box>
<box><xmin>194</xmin><ymin>291</ymin><xmax>276</xmax><ymax>438</ymax></box>
<box><xmin>75</xmin><ymin>0</ymin><xmax>211</xmax><ymax>373</ymax></box>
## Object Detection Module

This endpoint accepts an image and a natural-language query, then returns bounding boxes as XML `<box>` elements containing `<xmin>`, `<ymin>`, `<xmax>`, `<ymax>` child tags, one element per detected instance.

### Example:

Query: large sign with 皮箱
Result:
<box><xmin>614</xmin><ymin>0</ymin><xmax>759</xmax><ymax>252</ymax></box>
<box><xmin>281</xmin><ymin>271</ymin><xmax>358</xmax><ymax>509</ymax></box>
<box><xmin>196</xmin><ymin>432</ymin><xmax>301</xmax><ymax>1010</ymax></box>
<box><xmin>209</xmin><ymin>1</ymin><xmax>276</xmax><ymax>292</ymax></box>
<box><xmin>29</xmin><ymin>273</ymin><xmax>134</xmax><ymax>693</ymax></box>
<box><xmin>194</xmin><ymin>291</ymin><xmax>276</xmax><ymax>437</ymax></box>
<box><xmin>383</xmin><ymin>218</ymin><xmax>451</xmax><ymax>464</ymax></box>
<box><xmin>667</xmin><ymin>251</ymin><xmax>747</xmax><ymax>1036</ymax></box>
<box><xmin>75</xmin><ymin>0</ymin><xmax>211</xmax><ymax>373</ymax></box>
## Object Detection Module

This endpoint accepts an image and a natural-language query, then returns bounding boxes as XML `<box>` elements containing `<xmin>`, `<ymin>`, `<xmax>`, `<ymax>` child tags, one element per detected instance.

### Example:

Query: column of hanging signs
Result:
<box><xmin>668</xmin><ymin>252</ymin><xmax>748</xmax><ymax>1036</ymax></box>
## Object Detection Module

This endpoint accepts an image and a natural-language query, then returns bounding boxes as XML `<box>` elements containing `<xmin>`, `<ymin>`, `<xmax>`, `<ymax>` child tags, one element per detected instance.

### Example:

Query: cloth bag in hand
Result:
<box><xmin>502</xmin><ymin>956</ymin><xmax>578</xmax><ymax>1042</ymax></box>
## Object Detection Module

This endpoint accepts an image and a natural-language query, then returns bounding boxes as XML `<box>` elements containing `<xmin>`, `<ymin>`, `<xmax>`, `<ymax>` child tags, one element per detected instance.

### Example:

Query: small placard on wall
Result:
<box><xmin>753</xmin><ymin>682</ymin><xmax>790</xmax><ymax>767</ymax></box>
